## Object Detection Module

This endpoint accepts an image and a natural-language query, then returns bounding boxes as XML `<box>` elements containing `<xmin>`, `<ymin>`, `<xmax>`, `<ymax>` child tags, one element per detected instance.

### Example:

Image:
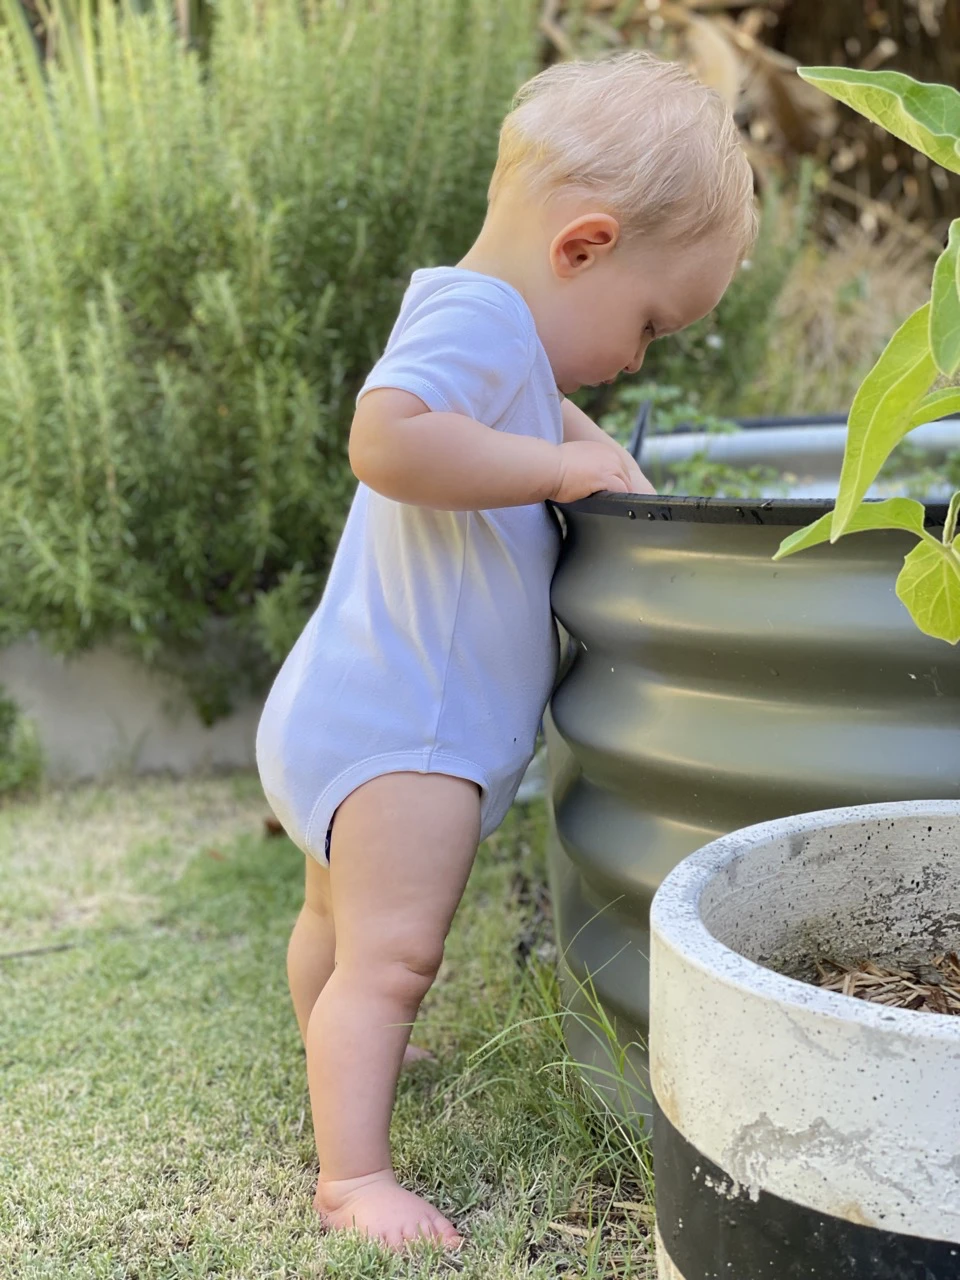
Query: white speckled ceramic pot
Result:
<box><xmin>649</xmin><ymin>800</ymin><xmax>960</xmax><ymax>1280</ymax></box>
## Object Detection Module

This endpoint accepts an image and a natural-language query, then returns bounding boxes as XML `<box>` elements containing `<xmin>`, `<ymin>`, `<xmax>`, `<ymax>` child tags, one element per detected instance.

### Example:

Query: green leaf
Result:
<box><xmin>909</xmin><ymin>386</ymin><xmax>960</xmax><ymax>429</ymax></box>
<box><xmin>945</xmin><ymin>491</ymin><xmax>960</xmax><ymax>546</ymax></box>
<box><xmin>833</xmin><ymin>303</ymin><xmax>937</xmax><ymax>538</ymax></box>
<box><xmin>775</xmin><ymin>497</ymin><xmax>929</xmax><ymax>561</ymax></box>
<box><xmin>798</xmin><ymin>67</ymin><xmax>960</xmax><ymax>175</ymax></box>
<box><xmin>931</xmin><ymin>219</ymin><xmax>960</xmax><ymax>376</ymax></box>
<box><xmin>896</xmin><ymin>541</ymin><xmax>960</xmax><ymax>643</ymax></box>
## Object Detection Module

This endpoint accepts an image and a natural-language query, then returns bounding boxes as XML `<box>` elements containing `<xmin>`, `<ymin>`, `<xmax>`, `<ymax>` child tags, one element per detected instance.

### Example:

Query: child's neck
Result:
<box><xmin>457</xmin><ymin>189</ymin><xmax>549</xmax><ymax>309</ymax></box>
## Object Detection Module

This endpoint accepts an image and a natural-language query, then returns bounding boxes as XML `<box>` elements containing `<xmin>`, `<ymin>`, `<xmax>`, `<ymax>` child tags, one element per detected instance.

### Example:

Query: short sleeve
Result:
<box><xmin>357</xmin><ymin>282</ymin><xmax>535</xmax><ymax>428</ymax></box>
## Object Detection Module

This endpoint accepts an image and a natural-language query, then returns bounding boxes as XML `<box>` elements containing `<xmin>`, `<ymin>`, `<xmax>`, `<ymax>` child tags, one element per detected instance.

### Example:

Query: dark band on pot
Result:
<box><xmin>653</xmin><ymin>1101</ymin><xmax>960</xmax><ymax>1280</ymax></box>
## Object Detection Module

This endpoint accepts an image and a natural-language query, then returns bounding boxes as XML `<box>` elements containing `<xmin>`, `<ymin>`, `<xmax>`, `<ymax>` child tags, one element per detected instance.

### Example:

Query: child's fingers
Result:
<box><xmin>628</xmin><ymin>464</ymin><xmax>655</xmax><ymax>495</ymax></box>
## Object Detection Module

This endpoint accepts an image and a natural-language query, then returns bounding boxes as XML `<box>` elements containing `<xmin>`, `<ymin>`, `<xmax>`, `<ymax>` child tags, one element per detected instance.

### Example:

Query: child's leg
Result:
<box><xmin>287</xmin><ymin>854</ymin><xmax>438</xmax><ymax>1064</ymax></box>
<box><xmin>287</xmin><ymin>858</ymin><xmax>336</xmax><ymax>1043</ymax></box>
<box><xmin>308</xmin><ymin>772</ymin><xmax>480</xmax><ymax>1250</ymax></box>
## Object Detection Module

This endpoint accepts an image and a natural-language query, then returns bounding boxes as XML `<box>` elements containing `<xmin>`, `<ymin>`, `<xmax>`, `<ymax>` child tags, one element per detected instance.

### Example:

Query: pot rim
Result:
<box><xmin>558</xmin><ymin>492</ymin><xmax>950</xmax><ymax>527</ymax></box>
<box><xmin>650</xmin><ymin>799</ymin><xmax>960</xmax><ymax>1041</ymax></box>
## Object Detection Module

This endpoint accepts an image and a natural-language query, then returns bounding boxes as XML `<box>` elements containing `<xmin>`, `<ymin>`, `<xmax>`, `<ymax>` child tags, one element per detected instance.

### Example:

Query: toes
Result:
<box><xmin>382</xmin><ymin>1225</ymin><xmax>406</xmax><ymax>1250</ymax></box>
<box><xmin>434</xmin><ymin>1217</ymin><xmax>463</xmax><ymax>1248</ymax></box>
<box><xmin>396</xmin><ymin>1216</ymin><xmax>458</xmax><ymax>1249</ymax></box>
<box><xmin>401</xmin><ymin>1044</ymin><xmax>437</xmax><ymax>1067</ymax></box>
<box><xmin>398</xmin><ymin>1216</ymin><xmax>438</xmax><ymax>1245</ymax></box>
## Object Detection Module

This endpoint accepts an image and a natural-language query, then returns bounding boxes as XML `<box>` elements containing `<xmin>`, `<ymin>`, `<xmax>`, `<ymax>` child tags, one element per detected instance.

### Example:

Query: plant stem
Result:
<box><xmin>944</xmin><ymin>490</ymin><xmax>960</xmax><ymax>545</ymax></box>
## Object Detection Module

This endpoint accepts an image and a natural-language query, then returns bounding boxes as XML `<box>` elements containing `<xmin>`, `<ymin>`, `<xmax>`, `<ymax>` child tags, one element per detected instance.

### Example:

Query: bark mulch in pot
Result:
<box><xmin>815</xmin><ymin>953</ymin><xmax>960</xmax><ymax>1015</ymax></box>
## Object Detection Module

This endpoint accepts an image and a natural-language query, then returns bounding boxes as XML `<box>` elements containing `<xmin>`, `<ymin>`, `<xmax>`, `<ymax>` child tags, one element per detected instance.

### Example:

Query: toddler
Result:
<box><xmin>256</xmin><ymin>50</ymin><xmax>756</xmax><ymax>1252</ymax></box>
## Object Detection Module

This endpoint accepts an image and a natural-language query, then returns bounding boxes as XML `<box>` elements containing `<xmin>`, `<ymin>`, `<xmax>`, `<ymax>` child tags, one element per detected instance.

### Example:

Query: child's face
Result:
<box><xmin>545</xmin><ymin>228</ymin><xmax>741</xmax><ymax>395</ymax></box>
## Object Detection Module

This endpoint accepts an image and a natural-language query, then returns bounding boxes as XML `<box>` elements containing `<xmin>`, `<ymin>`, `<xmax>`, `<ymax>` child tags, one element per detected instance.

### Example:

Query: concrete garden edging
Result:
<box><xmin>649</xmin><ymin>800</ymin><xmax>960</xmax><ymax>1279</ymax></box>
<box><xmin>0</xmin><ymin>637</ymin><xmax>551</xmax><ymax>797</ymax></box>
<box><xmin>0</xmin><ymin>637</ymin><xmax>260</xmax><ymax>781</ymax></box>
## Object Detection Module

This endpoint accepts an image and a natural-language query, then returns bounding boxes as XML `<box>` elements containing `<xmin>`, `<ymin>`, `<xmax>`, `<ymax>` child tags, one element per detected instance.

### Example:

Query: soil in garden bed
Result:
<box><xmin>813</xmin><ymin>952</ymin><xmax>960</xmax><ymax>1015</ymax></box>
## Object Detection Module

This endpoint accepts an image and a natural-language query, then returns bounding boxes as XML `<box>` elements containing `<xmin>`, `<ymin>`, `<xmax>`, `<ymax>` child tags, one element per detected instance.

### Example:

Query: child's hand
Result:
<box><xmin>619</xmin><ymin>446</ymin><xmax>656</xmax><ymax>496</ymax></box>
<box><xmin>552</xmin><ymin>441</ymin><xmax>654</xmax><ymax>503</ymax></box>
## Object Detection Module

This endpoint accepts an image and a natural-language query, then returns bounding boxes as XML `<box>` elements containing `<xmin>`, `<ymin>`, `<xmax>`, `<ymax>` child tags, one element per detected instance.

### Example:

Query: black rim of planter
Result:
<box><xmin>556</xmin><ymin>492</ymin><xmax>951</xmax><ymax>528</ymax></box>
<box><xmin>624</xmin><ymin>400</ymin><xmax>957</xmax><ymax>527</ymax></box>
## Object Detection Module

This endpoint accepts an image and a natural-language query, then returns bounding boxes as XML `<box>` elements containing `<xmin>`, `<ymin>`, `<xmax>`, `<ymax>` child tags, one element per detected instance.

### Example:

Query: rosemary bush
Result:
<box><xmin>599</xmin><ymin>383</ymin><xmax>785</xmax><ymax>499</ymax></box>
<box><xmin>0</xmin><ymin>687</ymin><xmax>43</xmax><ymax>798</ymax></box>
<box><xmin>0</xmin><ymin>0</ymin><xmax>534</xmax><ymax>717</ymax></box>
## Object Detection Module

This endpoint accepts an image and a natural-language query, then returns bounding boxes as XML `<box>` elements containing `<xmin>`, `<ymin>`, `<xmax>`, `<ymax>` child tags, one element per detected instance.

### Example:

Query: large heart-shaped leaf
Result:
<box><xmin>798</xmin><ymin>67</ymin><xmax>960</xmax><ymax>175</ymax></box>
<box><xmin>832</xmin><ymin>303</ymin><xmax>937</xmax><ymax>539</ymax></box>
<box><xmin>931</xmin><ymin>219</ymin><xmax>960</xmax><ymax>376</ymax></box>
<box><xmin>896</xmin><ymin>541</ymin><xmax>960</xmax><ymax>643</ymax></box>
<box><xmin>775</xmin><ymin>497</ymin><xmax>929</xmax><ymax>561</ymax></box>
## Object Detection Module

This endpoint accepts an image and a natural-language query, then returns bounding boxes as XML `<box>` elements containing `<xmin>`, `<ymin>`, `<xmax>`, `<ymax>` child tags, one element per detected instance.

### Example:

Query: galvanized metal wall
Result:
<box><xmin>545</xmin><ymin>492</ymin><xmax>960</xmax><ymax>1118</ymax></box>
<box><xmin>641</xmin><ymin>418</ymin><xmax>960</xmax><ymax>500</ymax></box>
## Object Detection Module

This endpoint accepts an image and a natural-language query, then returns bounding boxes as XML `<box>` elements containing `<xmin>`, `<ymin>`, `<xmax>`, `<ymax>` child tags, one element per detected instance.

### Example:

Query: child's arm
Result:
<box><xmin>350</xmin><ymin>388</ymin><xmax>639</xmax><ymax>510</ymax></box>
<box><xmin>561</xmin><ymin>398</ymin><xmax>655</xmax><ymax>495</ymax></box>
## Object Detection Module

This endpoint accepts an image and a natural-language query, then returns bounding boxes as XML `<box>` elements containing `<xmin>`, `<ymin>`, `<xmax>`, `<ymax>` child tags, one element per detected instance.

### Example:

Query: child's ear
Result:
<box><xmin>550</xmin><ymin>213</ymin><xmax>621</xmax><ymax>278</ymax></box>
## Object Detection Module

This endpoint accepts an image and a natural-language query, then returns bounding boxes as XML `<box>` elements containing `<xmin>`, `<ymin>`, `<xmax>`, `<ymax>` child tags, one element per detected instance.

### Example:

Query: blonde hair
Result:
<box><xmin>490</xmin><ymin>51</ymin><xmax>757</xmax><ymax>254</ymax></box>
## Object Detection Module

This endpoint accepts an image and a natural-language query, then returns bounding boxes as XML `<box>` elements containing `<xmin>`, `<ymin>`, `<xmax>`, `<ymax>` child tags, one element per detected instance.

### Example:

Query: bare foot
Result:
<box><xmin>402</xmin><ymin>1043</ymin><xmax>436</xmax><ymax>1068</ymax></box>
<box><xmin>314</xmin><ymin>1168</ymin><xmax>462</xmax><ymax>1251</ymax></box>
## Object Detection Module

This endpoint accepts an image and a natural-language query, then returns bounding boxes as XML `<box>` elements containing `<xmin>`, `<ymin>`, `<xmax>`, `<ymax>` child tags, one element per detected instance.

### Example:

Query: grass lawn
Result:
<box><xmin>1</xmin><ymin>775</ymin><xmax>655</xmax><ymax>1279</ymax></box>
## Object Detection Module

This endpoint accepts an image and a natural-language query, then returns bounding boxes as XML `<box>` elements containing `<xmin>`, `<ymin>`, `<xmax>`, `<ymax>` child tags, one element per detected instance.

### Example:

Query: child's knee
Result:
<box><xmin>380</xmin><ymin>952</ymin><xmax>444</xmax><ymax>1005</ymax></box>
<box><xmin>343</xmin><ymin>939</ymin><xmax>445</xmax><ymax>1005</ymax></box>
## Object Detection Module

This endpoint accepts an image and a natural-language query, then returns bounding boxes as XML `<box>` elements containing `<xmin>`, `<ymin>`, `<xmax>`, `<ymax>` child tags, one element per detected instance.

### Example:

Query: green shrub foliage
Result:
<box><xmin>0</xmin><ymin>0</ymin><xmax>534</xmax><ymax>710</ymax></box>
<box><xmin>0</xmin><ymin>686</ymin><xmax>43</xmax><ymax>798</ymax></box>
